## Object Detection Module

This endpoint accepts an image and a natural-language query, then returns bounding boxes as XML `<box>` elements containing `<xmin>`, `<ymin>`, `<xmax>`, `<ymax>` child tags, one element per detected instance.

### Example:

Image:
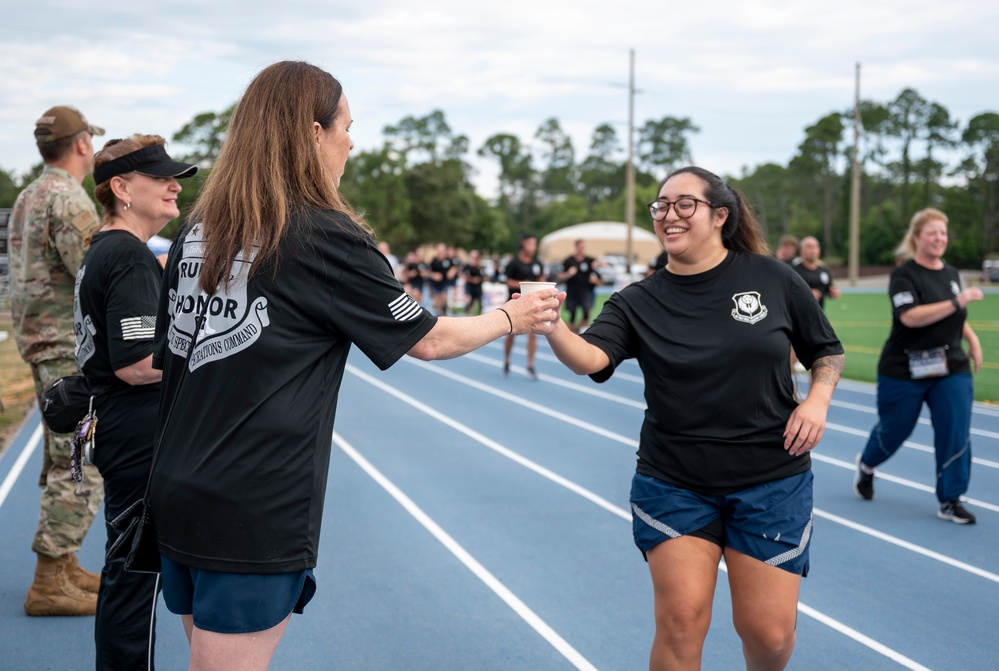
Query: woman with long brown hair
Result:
<box><xmin>147</xmin><ymin>61</ymin><xmax>559</xmax><ymax>670</ymax></box>
<box><xmin>544</xmin><ymin>166</ymin><xmax>844</xmax><ymax>670</ymax></box>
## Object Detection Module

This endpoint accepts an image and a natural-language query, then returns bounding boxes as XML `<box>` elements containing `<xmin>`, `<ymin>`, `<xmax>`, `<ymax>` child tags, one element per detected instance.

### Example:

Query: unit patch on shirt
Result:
<box><xmin>731</xmin><ymin>291</ymin><xmax>768</xmax><ymax>324</ymax></box>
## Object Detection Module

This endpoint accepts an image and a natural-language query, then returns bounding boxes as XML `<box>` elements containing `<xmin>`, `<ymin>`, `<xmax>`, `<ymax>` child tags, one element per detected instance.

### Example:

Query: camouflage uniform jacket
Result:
<box><xmin>9</xmin><ymin>165</ymin><xmax>100</xmax><ymax>363</ymax></box>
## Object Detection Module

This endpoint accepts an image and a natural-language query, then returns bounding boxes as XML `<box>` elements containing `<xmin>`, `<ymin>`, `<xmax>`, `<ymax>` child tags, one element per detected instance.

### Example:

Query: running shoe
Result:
<box><xmin>853</xmin><ymin>453</ymin><xmax>874</xmax><ymax>501</ymax></box>
<box><xmin>526</xmin><ymin>367</ymin><xmax>538</xmax><ymax>381</ymax></box>
<box><xmin>938</xmin><ymin>501</ymin><xmax>976</xmax><ymax>525</ymax></box>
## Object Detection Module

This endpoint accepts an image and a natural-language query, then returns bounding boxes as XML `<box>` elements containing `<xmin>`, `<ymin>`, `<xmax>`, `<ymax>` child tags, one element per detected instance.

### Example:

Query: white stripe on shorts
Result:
<box><xmin>765</xmin><ymin>514</ymin><xmax>812</xmax><ymax>567</ymax></box>
<box><xmin>631</xmin><ymin>502</ymin><xmax>681</xmax><ymax>539</ymax></box>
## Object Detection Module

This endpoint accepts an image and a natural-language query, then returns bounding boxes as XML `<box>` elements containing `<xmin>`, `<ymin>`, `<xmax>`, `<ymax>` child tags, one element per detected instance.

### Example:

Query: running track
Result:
<box><xmin>2</xmin><ymin>338</ymin><xmax>998</xmax><ymax>670</ymax></box>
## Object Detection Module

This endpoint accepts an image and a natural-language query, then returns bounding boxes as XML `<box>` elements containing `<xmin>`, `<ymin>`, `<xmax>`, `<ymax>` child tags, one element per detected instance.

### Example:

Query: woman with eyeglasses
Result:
<box><xmin>545</xmin><ymin>166</ymin><xmax>844</xmax><ymax>670</ymax></box>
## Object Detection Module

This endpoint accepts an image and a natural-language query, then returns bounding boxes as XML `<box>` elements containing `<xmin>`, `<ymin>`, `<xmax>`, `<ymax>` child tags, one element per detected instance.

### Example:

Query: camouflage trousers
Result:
<box><xmin>29</xmin><ymin>359</ymin><xmax>104</xmax><ymax>558</ymax></box>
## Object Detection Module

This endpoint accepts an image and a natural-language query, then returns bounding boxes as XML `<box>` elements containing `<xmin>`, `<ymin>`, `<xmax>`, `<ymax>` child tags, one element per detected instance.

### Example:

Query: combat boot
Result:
<box><xmin>65</xmin><ymin>553</ymin><xmax>101</xmax><ymax>593</ymax></box>
<box><xmin>24</xmin><ymin>553</ymin><xmax>97</xmax><ymax>616</ymax></box>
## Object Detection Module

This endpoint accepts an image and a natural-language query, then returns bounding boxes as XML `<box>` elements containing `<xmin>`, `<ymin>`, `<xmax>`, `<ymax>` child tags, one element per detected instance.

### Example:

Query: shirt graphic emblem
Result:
<box><xmin>389</xmin><ymin>292</ymin><xmax>423</xmax><ymax>321</ymax></box>
<box><xmin>731</xmin><ymin>291</ymin><xmax>768</xmax><ymax>324</ymax></box>
<box><xmin>166</xmin><ymin>226</ymin><xmax>269</xmax><ymax>371</ymax></box>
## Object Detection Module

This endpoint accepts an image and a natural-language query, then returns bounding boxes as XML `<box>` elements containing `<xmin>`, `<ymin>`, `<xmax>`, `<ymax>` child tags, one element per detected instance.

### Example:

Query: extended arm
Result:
<box><xmin>408</xmin><ymin>289</ymin><xmax>561</xmax><ymax>361</ymax></box>
<box><xmin>900</xmin><ymin>287</ymin><xmax>984</xmax><ymax>328</ymax></box>
<box><xmin>545</xmin><ymin>318</ymin><xmax>611</xmax><ymax>375</ymax></box>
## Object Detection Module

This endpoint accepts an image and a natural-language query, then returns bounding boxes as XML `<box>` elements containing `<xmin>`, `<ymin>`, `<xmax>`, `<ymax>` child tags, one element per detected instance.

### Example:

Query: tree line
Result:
<box><xmin>2</xmin><ymin>86</ymin><xmax>996</xmax><ymax>268</ymax></box>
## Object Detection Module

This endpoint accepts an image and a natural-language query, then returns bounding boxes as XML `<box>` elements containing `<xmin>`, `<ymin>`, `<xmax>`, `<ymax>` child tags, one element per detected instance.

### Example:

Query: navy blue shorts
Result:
<box><xmin>630</xmin><ymin>470</ymin><xmax>813</xmax><ymax>576</ymax></box>
<box><xmin>160</xmin><ymin>555</ymin><xmax>317</xmax><ymax>633</ymax></box>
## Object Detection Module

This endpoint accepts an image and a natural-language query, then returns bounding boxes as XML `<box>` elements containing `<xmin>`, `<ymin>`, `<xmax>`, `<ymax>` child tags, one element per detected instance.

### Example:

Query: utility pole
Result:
<box><xmin>849</xmin><ymin>63</ymin><xmax>861</xmax><ymax>286</ymax></box>
<box><xmin>625</xmin><ymin>48</ymin><xmax>636</xmax><ymax>278</ymax></box>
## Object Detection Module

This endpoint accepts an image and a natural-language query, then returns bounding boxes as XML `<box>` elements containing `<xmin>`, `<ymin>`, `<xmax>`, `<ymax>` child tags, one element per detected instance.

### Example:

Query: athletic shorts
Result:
<box><xmin>160</xmin><ymin>555</ymin><xmax>317</xmax><ymax>633</ymax></box>
<box><xmin>629</xmin><ymin>470</ymin><xmax>812</xmax><ymax>576</ymax></box>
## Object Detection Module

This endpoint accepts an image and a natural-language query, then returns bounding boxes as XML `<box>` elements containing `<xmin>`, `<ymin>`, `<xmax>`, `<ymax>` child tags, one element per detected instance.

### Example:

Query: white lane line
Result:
<box><xmin>461</xmin><ymin>352</ymin><xmax>646</xmax><ymax>409</ymax></box>
<box><xmin>406</xmin><ymin>358</ymin><xmax>640</xmax><ymax>446</ymax></box>
<box><xmin>825</xmin><ymin>421</ymin><xmax>999</xmax><ymax>470</ymax></box>
<box><xmin>334</xmin><ymin>434</ymin><xmax>600</xmax><ymax>671</ymax></box>
<box><xmin>813</xmin><ymin>509</ymin><xmax>999</xmax><ymax>583</ymax></box>
<box><xmin>404</xmin><ymin>358</ymin><xmax>999</xmax><ymax>511</ymax></box>
<box><xmin>349</xmin><ymin>365</ymin><xmax>629</xmax><ymax>521</ymax></box>
<box><xmin>795</xmin><ymin>604</ymin><xmax>932</xmax><ymax>671</ymax></box>
<box><xmin>811</xmin><ymin>453</ymin><xmax>999</xmax><ymax>514</ymax></box>
<box><xmin>0</xmin><ymin>424</ymin><xmax>43</xmax><ymax>511</ymax></box>
<box><xmin>347</xmin><ymin>365</ymin><xmax>935</xmax><ymax>670</ymax></box>
<box><xmin>829</xmin><ymin>399</ymin><xmax>999</xmax><ymax>444</ymax></box>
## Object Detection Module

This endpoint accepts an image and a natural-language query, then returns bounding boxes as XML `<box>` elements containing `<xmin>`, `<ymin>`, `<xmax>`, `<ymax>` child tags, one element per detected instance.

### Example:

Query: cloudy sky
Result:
<box><xmin>2</xmin><ymin>1</ymin><xmax>997</xmax><ymax>197</ymax></box>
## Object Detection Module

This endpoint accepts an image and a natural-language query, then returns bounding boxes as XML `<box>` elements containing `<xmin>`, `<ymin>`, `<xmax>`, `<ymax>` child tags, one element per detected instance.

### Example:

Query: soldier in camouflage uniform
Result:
<box><xmin>9</xmin><ymin>106</ymin><xmax>106</xmax><ymax>616</ymax></box>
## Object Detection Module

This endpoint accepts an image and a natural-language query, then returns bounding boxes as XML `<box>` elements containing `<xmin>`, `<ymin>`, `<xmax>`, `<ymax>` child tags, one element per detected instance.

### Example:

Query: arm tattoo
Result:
<box><xmin>810</xmin><ymin>353</ymin><xmax>844</xmax><ymax>389</ymax></box>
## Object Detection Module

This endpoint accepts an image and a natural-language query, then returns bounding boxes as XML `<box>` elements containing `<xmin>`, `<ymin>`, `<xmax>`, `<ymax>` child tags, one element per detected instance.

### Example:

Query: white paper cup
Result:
<box><xmin>519</xmin><ymin>281</ymin><xmax>557</xmax><ymax>326</ymax></box>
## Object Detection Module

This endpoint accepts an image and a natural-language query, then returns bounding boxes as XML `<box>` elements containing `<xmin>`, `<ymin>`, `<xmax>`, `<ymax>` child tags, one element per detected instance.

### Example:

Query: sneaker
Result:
<box><xmin>502</xmin><ymin>362</ymin><xmax>510</xmax><ymax>377</ymax></box>
<box><xmin>526</xmin><ymin>367</ymin><xmax>538</xmax><ymax>381</ymax></box>
<box><xmin>938</xmin><ymin>501</ymin><xmax>977</xmax><ymax>525</ymax></box>
<box><xmin>853</xmin><ymin>454</ymin><xmax>874</xmax><ymax>501</ymax></box>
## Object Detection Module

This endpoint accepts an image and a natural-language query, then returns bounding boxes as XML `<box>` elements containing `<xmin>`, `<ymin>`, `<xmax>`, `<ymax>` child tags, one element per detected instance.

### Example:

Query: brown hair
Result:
<box><xmin>662</xmin><ymin>166</ymin><xmax>771</xmax><ymax>255</ymax></box>
<box><xmin>896</xmin><ymin>207</ymin><xmax>948</xmax><ymax>260</ymax></box>
<box><xmin>93</xmin><ymin>134</ymin><xmax>168</xmax><ymax>222</ymax></box>
<box><xmin>192</xmin><ymin>60</ymin><xmax>369</xmax><ymax>293</ymax></box>
<box><xmin>37</xmin><ymin>131</ymin><xmax>86</xmax><ymax>163</ymax></box>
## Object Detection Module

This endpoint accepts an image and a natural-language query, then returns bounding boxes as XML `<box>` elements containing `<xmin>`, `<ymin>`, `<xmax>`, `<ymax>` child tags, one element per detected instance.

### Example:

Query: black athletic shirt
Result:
<box><xmin>792</xmin><ymin>262</ymin><xmax>836</xmax><ymax>308</ymax></box>
<box><xmin>504</xmin><ymin>255</ymin><xmax>544</xmax><ymax>300</ymax></box>
<box><xmin>149</xmin><ymin>210</ymin><xmax>437</xmax><ymax>573</ymax></box>
<box><xmin>562</xmin><ymin>255</ymin><xmax>599</xmax><ymax>295</ymax></box>
<box><xmin>581</xmin><ymin>251</ymin><xmax>843</xmax><ymax>495</ymax></box>
<box><xmin>877</xmin><ymin>259</ymin><xmax>969</xmax><ymax>380</ymax></box>
<box><xmin>74</xmin><ymin>230</ymin><xmax>162</xmax><ymax>389</ymax></box>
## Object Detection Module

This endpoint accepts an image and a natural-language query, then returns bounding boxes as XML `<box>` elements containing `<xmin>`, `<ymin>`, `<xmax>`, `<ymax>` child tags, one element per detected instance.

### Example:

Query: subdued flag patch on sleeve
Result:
<box><xmin>121</xmin><ymin>315</ymin><xmax>156</xmax><ymax>340</ymax></box>
<box><xmin>388</xmin><ymin>293</ymin><xmax>423</xmax><ymax>322</ymax></box>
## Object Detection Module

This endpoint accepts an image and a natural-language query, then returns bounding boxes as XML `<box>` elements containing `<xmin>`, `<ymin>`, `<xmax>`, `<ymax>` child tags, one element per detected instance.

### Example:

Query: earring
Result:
<box><xmin>123</xmin><ymin>201</ymin><xmax>131</xmax><ymax>211</ymax></box>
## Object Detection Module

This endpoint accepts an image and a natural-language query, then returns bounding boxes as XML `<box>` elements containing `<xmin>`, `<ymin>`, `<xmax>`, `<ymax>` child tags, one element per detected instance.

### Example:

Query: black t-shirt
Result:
<box><xmin>405</xmin><ymin>261</ymin><xmax>425</xmax><ymax>290</ymax></box>
<box><xmin>149</xmin><ymin>210</ymin><xmax>437</xmax><ymax>573</ymax></box>
<box><xmin>463</xmin><ymin>263</ymin><xmax>484</xmax><ymax>296</ymax></box>
<box><xmin>504</xmin><ymin>255</ymin><xmax>544</xmax><ymax>299</ymax></box>
<box><xmin>792</xmin><ymin>262</ymin><xmax>835</xmax><ymax>308</ymax></box>
<box><xmin>74</xmin><ymin>230</ymin><xmax>162</xmax><ymax>388</ymax></box>
<box><xmin>581</xmin><ymin>251</ymin><xmax>843</xmax><ymax>495</ymax></box>
<box><xmin>429</xmin><ymin>257</ymin><xmax>453</xmax><ymax>290</ymax></box>
<box><xmin>562</xmin><ymin>255</ymin><xmax>599</xmax><ymax>295</ymax></box>
<box><xmin>878</xmin><ymin>259</ymin><xmax>969</xmax><ymax>380</ymax></box>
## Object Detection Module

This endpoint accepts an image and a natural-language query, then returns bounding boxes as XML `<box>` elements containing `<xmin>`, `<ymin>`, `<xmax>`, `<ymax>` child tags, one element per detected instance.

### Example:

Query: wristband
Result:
<box><xmin>951</xmin><ymin>296</ymin><xmax>961</xmax><ymax>311</ymax></box>
<box><xmin>497</xmin><ymin>307</ymin><xmax>514</xmax><ymax>335</ymax></box>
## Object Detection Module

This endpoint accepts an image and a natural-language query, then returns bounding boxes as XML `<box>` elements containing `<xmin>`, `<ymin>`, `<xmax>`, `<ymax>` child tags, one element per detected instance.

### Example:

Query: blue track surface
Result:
<box><xmin>2</xmin><ymin>339</ymin><xmax>998</xmax><ymax>670</ymax></box>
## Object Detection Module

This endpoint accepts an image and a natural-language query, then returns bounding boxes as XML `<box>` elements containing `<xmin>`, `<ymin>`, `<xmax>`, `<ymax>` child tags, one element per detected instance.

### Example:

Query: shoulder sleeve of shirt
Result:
<box><xmin>888</xmin><ymin>264</ymin><xmax>919</xmax><ymax>316</ymax></box>
<box><xmin>323</xmin><ymin>222</ymin><xmax>436</xmax><ymax>370</ymax></box>
<box><xmin>579</xmin><ymin>289</ymin><xmax>636</xmax><ymax>383</ymax></box>
<box><xmin>50</xmin><ymin>189</ymin><xmax>99</xmax><ymax>275</ymax></box>
<box><xmin>786</xmin><ymin>271</ymin><xmax>843</xmax><ymax>368</ymax></box>
<box><xmin>105</xmin><ymin>242</ymin><xmax>163</xmax><ymax>370</ymax></box>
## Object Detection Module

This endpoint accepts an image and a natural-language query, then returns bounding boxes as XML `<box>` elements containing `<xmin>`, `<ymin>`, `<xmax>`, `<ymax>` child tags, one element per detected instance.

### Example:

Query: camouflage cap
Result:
<box><xmin>34</xmin><ymin>106</ymin><xmax>105</xmax><ymax>144</ymax></box>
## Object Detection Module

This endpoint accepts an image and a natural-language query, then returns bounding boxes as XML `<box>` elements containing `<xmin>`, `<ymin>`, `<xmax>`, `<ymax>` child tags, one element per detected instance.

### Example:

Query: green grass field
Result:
<box><xmin>571</xmin><ymin>290</ymin><xmax>999</xmax><ymax>404</ymax></box>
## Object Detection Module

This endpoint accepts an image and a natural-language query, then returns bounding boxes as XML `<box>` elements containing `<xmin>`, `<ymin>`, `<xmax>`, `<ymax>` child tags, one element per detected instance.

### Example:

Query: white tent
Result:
<box><xmin>538</xmin><ymin>221</ymin><xmax>662</xmax><ymax>265</ymax></box>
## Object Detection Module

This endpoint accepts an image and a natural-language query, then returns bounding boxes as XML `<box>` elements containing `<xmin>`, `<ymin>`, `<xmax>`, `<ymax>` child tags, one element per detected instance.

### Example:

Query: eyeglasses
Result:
<box><xmin>647</xmin><ymin>197</ymin><xmax>717</xmax><ymax>220</ymax></box>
